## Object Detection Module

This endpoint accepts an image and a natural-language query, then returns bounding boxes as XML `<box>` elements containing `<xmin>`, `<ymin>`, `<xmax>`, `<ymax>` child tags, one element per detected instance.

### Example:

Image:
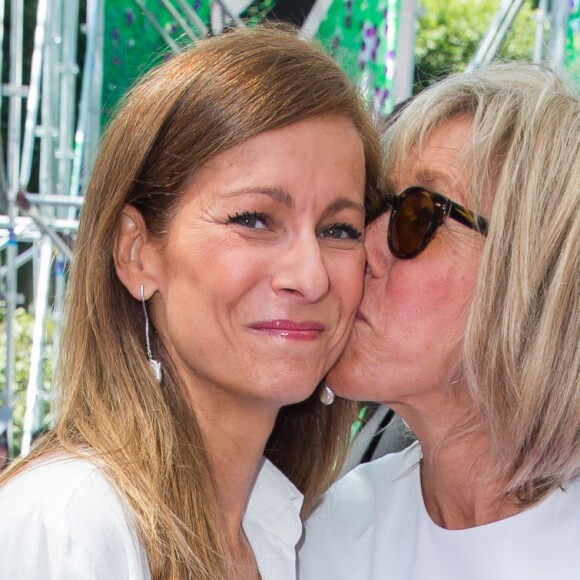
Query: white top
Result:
<box><xmin>0</xmin><ymin>454</ymin><xmax>303</xmax><ymax>579</ymax></box>
<box><xmin>299</xmin><ymin>442</ymin><xmax>580</xmax><ymax>580</ymax></box>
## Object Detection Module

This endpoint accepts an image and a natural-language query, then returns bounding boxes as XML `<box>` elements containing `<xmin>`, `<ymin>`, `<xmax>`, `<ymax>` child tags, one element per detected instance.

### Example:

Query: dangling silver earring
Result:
<box><xmin>140</xmin><ymin>284</ymin><xmax>162</xmax><ymax>383</ymax></box>
<box><xmin>319</xmin><ymin>382</ymin><xmax>335</xmax><ymax>405</ymax></box>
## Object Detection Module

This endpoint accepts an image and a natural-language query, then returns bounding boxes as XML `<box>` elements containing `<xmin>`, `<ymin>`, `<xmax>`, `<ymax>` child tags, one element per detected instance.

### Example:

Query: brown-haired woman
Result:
<box><xmin>0</xmin><ymin>26</ymin><xmax>380</xmax><ymax>580</ymax></box>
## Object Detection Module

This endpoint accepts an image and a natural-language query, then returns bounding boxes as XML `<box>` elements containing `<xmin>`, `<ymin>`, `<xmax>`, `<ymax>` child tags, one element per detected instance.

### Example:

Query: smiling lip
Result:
<box><xmin>249</xmin><ymin>320</ymin><xmax>326</xmax><ymax>341</ymax></box>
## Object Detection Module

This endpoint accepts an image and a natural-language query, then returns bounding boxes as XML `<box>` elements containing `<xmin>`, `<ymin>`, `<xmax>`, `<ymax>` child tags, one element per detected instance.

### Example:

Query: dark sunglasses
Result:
<box><xmin>376</xmin><ymin>186</ymin><xmax>489</xmax><ymax>259</ymax></box>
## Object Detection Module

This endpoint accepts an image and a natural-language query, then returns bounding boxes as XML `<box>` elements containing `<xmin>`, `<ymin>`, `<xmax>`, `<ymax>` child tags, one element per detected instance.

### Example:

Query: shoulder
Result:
<box><xmin>2</xmin><ymin>454</ymin><xmax>109</xmax><ymax>497</ymax></box>
<box><xmin>0</xmin><ymin>455</ymin><xmax>125</xmax><ymax>529</ymax></box>
<box><xmin>298</xmin><ymin>444</ymin><xmax>421</xmax><ymax>580</ymax></box>
<box><xmin>0</xmin><ymin>455</ymin><xmax>149</xmax><ymax>579</ymax></box>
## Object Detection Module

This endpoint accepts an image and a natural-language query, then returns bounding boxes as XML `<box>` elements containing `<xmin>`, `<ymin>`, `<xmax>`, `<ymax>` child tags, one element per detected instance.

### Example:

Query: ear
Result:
<box><xmin>113</xmin><ymin>205</ymin><xmax>161</xmax><ymax>300</ymax></box>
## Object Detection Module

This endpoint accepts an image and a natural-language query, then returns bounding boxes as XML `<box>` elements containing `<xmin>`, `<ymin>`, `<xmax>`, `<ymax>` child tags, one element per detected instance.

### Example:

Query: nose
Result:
<box><xmin>271</xmin><ymin>233</ymin><xmax>330</xmax><ymax>302</ymax></box>
<box><xmin>365</xmin><ymin>214</ymin><xmax>392</xmax><ymax>278</ymax></box>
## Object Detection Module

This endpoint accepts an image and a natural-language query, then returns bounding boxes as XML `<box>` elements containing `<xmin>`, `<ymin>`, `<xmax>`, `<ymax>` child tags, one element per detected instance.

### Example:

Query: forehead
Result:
<box><xmin>392</xmin><ymin>117</ymin><xmax>473</xmax><ymax>204</ymax></box>
<box><xmin>175</xmin><ymin>115</ymin><xmax>366</xmax><ymax>213</ymax></box>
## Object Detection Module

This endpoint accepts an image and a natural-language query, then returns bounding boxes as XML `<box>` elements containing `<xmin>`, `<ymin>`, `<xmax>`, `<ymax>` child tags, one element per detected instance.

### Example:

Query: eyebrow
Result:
<box><xmin>414</xmin><ymin>169</ymin><xmax>452</xmax><ymax>188</ymax></box>
<box><xmin>224</xmin><ymin>187</ymin><xmax>294</xmax><ymax>208</ymax></box>
<box><xmin>224</xmin><ymin>187</ymin><xmax>365</xmax><ymax>215</ymax></box>
<box><xmin>413</xmin><ymin>168</ymin><xmax>469</xmax><ymax>196</ymax></box>
<box><xmin>325</xmin><ymin>197</ymin><xmax>365</xmax><ymax>216</ymax></box>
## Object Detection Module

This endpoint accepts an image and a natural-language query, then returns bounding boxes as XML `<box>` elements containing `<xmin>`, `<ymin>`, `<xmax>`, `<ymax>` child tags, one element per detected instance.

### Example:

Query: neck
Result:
<box><xmin>187</xmin><ymin>385</ymin><xmax>279</xmax><ymax>542</ymax></box>
<box><xmin>391</xmin><ymin>386</ymin><xmax>521</xmax><ymax>529</ymax></box>
<box><xmin>195</xmin><ymin>394</ymin><xmax>274</xmax><ymax>580</ymax></box>
<box><xmin>419</xmin><ymin>432</ymin><xmax>521</xmax><ymax>529</ymax></box>
<box><xmin>211</xmin><ymin>433</ymin><xmax>267</xmax><ymax>542</ymax></box>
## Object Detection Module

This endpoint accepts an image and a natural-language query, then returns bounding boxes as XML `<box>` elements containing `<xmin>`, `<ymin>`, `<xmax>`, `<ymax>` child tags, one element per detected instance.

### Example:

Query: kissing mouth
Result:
<box><xmin>355</xmin><ymin>310</ymin><xmax>367</xmax><ymax>323</ymax></box>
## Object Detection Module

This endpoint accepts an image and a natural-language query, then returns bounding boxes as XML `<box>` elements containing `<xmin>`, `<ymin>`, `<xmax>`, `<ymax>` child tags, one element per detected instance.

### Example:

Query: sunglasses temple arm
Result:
<box><xmin>448</xmin><ymin>204</ymin><xmax>489</xmax><ymax>236</ymax></box>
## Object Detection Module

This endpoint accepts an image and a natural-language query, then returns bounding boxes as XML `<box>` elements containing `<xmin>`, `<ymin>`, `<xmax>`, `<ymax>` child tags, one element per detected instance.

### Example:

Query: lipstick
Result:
<box><xmin>249</xmin><ymin>320</ymin><xmax>325</xmax><ymax>341</ymax></box>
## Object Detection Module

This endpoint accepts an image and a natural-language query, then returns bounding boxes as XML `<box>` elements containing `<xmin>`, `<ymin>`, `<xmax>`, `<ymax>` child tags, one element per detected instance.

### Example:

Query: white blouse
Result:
<box><xmin>0</xmin><ymin>454</ymin><xmax>303</xmax><ymax>579</ymax></box>
<box><xmin>299</xmin><ymin>442</ymin><xmax>580</xmax><ymax>580</ymax></box>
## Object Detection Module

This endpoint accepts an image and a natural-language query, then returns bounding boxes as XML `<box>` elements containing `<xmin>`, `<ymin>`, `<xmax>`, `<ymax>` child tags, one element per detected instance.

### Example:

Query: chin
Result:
<box><xmin>256</xmin><ymin>379</ymin><xmax>320</xmax><ymax>407</ymax></box>
<box><xmin>326</xmin><ymin>360</ymin><xmax>369</xmax><ymax>401</ymax></box>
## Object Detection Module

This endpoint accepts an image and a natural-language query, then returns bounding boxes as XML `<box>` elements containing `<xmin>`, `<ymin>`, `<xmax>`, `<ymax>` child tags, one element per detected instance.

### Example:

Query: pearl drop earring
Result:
<box><xmin>319</xmin><ymin>382</ymin><xmax>335</xmax><ymax>405</ymax></box>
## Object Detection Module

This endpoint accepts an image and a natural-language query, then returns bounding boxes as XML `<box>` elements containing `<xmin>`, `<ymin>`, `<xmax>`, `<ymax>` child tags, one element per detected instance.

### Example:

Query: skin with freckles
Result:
<box><xmin>142</xmin><ymin>115</ymin><xmax>367</xmax><ymax>425</ymax></box>
<box><xmin>328</xmin><ymin>118</ymin><xmax>484</xmax><ymax>443</ymax></box>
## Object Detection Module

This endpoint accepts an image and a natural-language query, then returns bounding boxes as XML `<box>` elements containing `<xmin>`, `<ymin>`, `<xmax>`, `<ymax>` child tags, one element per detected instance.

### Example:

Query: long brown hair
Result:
<box><xmin>2</xmin><ymin>25</ymin><xmax>381</xmax><ymax>579</ymax></box>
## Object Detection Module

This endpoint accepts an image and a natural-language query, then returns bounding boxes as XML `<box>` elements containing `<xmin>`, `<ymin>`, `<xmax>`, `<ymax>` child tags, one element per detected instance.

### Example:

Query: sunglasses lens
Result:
<box><xmin>390</xmin><ymin>190</ymin><xmax>436</xmax><ymax>257</ymax></box>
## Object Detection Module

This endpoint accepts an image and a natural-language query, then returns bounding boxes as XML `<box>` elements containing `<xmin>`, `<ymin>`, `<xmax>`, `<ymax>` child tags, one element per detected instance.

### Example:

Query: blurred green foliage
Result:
<box><xmin>415</xmin><ymin>0</ymin><xmax>539</xmax><ymax>90</ymax></box>
<box><xmin>0</xmin><ymin>305</ymin><xmax>54</xmax><ymax>456</ymax></box>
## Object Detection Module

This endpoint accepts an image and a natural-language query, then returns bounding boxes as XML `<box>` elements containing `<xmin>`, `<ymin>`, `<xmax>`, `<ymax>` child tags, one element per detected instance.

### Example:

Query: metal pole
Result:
<box><xmin>467</xmin><ymin>0</ymin><xmax>526</xmax><ymax>71</ymax></box>
<box><xmin>16</xmin><ymin>192</ymin><xmax>73</xmax><ymax>260</ymax></box>
<box><xmin>301</xmin><ymin>0</ymin><xmax>334</xmax><ymax>37</ymax></box>
<box><xmin>549</xmin><ymin>0</ymin><xmax>569</xmax><ymax>69</ymax></box>
<box><xmin>69</xmin><ymin>0</ymin><xmax>102</xmax><ymax>204</ymax></box>
<box><xmin>0</xmin><ymin>215</ymin><xmax>79</xmax><ymax>233</ymax></box>
<box><xmin>4</xmin><ymin>0</ymin><xmax>26</xmax><ymax>454</ymax></box>
<box><xmin>83</xmin><ymin>0</ymin><xmax>104</xmax><ymax>190</ymax></box>
<box><xmin>393</xmin><ymin>0</ymin><xmax>416</xmax><ymax>104</ymax></box>
<box><xmin>56</xmin><ymin>0</ymin><xmax>80</xmax><ymax>204</ymax></box>
<box><xmin>160</xmin><ymin>0</ymin><xmax>200</xmax><ymax>43</ymax></box>
<box><xmin>26</xmin><ymin>193</ymin><xmax>83</xmax><ymax>207</ymax></box>
<box><xmin>132</xmin><ymin>0</ymin><xmax>181</xmax><ymax>53</ymax></box>
<box><xmin>0</xmin><ymin>246</ymin><xmax>33</xmax><ymax>279</ymax></box>
<box><xmin>0</xmin><ymin>0</ymin><xmax>7</xmax><ymax>199</ymax></box>
<box><xmin>39</xmin><ymin>0</ymin><xmax>60</xmax><ymax>202</ymax></box>
<box><xmin>20</xmin><ymin>0</ymin><xmax>49</xmax><ymax>192</ymax></box>
<box><xmin>533</xmin><ymin>0</ymin><xmax>550</xmax><ymax>63</ymax></box>
<box><xmin>211</xmin><ymin>0</ymin><xmax>248</xmax><ymax>34</ymax></box>
<box><xmin>173</xmin><ymin>0</ymin><xmax>208</xmax><ymax>37</ymax></box>
<box><xmin>20</xmin><ymin>237</ymin><xmax>52</xmax><ymax>456</ymax></box>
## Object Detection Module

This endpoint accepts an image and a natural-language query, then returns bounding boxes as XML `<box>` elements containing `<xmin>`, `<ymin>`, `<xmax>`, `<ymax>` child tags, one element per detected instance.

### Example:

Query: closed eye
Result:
<box><xmin>227</xmin><ymin>211</ymin><xmax>269</xmax><ymax>230</ymax></box>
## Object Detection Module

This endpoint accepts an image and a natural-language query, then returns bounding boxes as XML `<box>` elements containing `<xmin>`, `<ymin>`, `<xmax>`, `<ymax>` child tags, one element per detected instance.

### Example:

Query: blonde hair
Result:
<box><xmin>384</xmin><ymin>63</ymin><xmax>580</xmax><ymax>504</ymax></box>
<box><xmin>1</xmin><ymin>26</ymin><xmax>380</xmax><ymax>578</ymax></box>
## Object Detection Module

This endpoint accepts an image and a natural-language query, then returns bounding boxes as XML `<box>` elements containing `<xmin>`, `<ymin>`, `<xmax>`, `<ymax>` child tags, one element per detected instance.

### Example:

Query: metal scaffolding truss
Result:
<box><xmin>0</xmin><ymin>0</ymin><xmax>103</xmax><ymax>453</ymax></box>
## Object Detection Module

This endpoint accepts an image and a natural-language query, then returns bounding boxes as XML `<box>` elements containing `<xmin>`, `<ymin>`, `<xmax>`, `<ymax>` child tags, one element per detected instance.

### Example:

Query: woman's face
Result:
<box><xmin>328</xmin><ymin>118</ymin><xmax>484</xmax><ymax>409</ymax></box>
<box><xmin>148</xmin><ymin>116</ymin><xmax>366</xmax><ymax>409</ymax></box>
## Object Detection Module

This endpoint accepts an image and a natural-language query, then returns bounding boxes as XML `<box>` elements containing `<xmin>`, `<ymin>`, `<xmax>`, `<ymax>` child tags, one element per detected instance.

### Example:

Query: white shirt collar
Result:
<box><xmin>243</xmin><ymin>457</ymin><xmax>304</xmax><ymax>580</ymax></box>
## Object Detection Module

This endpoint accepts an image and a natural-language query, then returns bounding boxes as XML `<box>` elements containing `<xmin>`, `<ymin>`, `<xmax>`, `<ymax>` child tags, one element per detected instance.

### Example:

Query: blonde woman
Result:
<box><xmin>0</xmin><ymin>26</ymin><xmax>381</xmax><ymax>580</ymax></box>
<box><xmin>299</xmin><ymin>63</ymin><xmax>580</xmax><ymax>579</ymax></box>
